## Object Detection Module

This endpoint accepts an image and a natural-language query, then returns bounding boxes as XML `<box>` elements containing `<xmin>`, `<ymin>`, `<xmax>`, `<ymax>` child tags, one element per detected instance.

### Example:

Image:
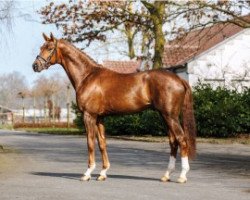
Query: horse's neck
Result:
<box><xmin>59</xmin><ymin>41</ymin><xmax>98</xmax><ymax>90</ymax></box>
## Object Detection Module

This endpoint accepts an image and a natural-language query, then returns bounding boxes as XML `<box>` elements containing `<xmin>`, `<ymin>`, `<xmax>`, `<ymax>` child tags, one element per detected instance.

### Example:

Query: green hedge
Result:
<box><xmin>72</xmin><ymin>84</ymin><xmax>250</xmax><ymax>137</ymax></box>
<box><xmin>193</xmin><ymin>84</ymin><xmax>250</xmax><ymax>137</ymax></box>
<box><xmin>104</xmin><ymin>110</ymin><xmax>165</xmax><ymax>136</ymax></box>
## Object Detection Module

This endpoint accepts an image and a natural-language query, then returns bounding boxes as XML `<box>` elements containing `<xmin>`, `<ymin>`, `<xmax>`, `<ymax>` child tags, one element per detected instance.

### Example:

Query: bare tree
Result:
<box><xmin>32</xmin><ymin>73</ymin><xmax>75</xmax><ymax>122</ymax></box>
<box><xmin>0</xmin><ymin>0</ymin><xmax>15</xmax><ymax>44</ymax></box>
<box><xmin>0</xmin><ymin>1</ymin><xmax>14</xmax><ymax>27</ymax></box>
<box><xmin>17</xmin><ymin>90</ymin><xmax>29</xmax><ymax>123</ymax></box>
<box><xmin>0</xmin><ymin>72</ymin><xmax>28</xmax><ymax>109</ymax></box>
<box><xmin>32</xmin><ymin>75</ymin><xmax>58</xmax><ymax>122</ymax></box>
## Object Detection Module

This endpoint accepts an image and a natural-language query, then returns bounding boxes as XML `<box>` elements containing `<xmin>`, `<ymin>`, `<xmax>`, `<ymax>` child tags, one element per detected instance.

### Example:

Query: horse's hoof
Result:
<box><xmin>97</xmin><ymin>175</ymin><xmax>106</xmax><ymax>181</ymax></box>
<box><xmin>177</xmin><ymin>177</ymin><xmax>187</xmax><ymax>183</ymax></box>
<box><xmin>80</xmin><ymin>175</ymin><xmax>91</xmax><ymax>181</ymax></box>
<box><xmin>160</xmin><ymin>176</ymin><xmax>170</xmax><ymax>182</ymax></box>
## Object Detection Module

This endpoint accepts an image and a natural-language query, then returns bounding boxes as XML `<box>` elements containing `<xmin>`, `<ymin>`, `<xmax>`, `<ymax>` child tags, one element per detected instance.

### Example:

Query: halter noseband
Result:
<box><xmin>36</xmin><ymin>40</ymin><xmax>57</xmax><ymax>69</ymax></box>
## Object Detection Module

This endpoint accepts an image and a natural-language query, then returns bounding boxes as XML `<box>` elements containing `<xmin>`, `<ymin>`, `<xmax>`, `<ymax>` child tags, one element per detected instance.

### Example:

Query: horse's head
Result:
<box><xmin>32</xmin><ymin>33</ymin><xmax>59</xmax><ymax>72</ymax></box>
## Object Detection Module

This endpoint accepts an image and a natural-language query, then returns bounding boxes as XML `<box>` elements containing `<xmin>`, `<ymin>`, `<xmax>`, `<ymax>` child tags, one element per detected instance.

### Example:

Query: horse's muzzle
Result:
<box><xmin>32</xmin><ymin>63</ymin><xmax>39</xmax><ymax>72</ymax></box>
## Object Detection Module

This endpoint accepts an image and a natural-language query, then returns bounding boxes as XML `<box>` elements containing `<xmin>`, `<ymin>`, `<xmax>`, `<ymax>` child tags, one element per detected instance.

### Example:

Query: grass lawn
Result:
<box><xmin>15</xmin><ymin>127</ymin><xmax>83</xmax><ymax>135</ymax></box>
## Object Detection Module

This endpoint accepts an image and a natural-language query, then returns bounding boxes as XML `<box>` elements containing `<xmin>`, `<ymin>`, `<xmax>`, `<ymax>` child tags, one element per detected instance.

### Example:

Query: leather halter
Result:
<box><xmin>36</xmin><ymin>40</ymin><xmax>57</xmax><ymax>69</ymax></box>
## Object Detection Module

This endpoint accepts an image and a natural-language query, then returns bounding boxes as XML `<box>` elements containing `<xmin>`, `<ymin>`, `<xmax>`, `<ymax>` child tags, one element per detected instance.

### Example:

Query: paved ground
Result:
<box><xmin>0</xmin><ymin>130</ymin><xmax>249</xmax><ymax>200</ymax></box>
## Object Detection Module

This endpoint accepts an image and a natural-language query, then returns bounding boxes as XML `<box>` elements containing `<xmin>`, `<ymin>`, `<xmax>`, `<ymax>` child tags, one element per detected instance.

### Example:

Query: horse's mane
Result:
<box><xmin>59</xmin><ymin>39</ymin><xmax>101</xmax><ymax>67</ymax></box>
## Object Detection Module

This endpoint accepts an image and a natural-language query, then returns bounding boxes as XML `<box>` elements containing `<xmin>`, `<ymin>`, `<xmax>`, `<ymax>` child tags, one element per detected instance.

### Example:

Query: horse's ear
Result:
<box><xmin>42</xmin><ymin>33</ymin><xmax>50</xmax><ymax>41</ymax></box>
<box><xmin>50</xmin><ymin>32</ymin><xmax>56</xmax><ymax>42</ymax></box>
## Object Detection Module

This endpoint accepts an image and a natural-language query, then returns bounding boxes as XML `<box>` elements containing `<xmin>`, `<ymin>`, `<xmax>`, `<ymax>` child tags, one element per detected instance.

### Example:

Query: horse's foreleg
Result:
<box><xmin>96</xmin><ymin>119</ymin><xmax>110</xmax><ymax>181</ymax></box>
<box><xmin>81</xmin><ymin>112</ymin><xmax>97</xmax><ymax>181</ymax></box>
<box><xmin>161</xmin><ymin>134</ymin><xmax>178</xmax><ymax>182</ymax></box>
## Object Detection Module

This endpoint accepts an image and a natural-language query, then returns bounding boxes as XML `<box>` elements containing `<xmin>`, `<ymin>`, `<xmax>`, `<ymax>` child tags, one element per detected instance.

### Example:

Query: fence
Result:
<box><xmin>11</xmin><ymin>108</ymin><xmax>76</xmax><ymax>128</ymax></box>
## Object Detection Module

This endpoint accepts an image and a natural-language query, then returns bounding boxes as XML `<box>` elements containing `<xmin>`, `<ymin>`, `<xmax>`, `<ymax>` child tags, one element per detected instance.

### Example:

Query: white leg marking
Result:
<box><xmin>168</xmin><ymin>156</ymin><xmax>176</xmax><ymax>171</ymax></box>
<box><xmin>100</xmin><ymin>168</ymin><xmax>108</xmax><ymax>177</ymax></box>
<box><xmin>178</xmin><ymin>157</ymin><xmax>190</xmax><ymax>183</ymax></box>
<box><xmin>84</xmin><ymin>163</ymin><xmax>96</xmax><ymax>177</ymax></box>
<box><xmin>164</xmin><ymin>156</ymin><xmax>176</xmax><ymax>178</ymax></box>
<box><xmin>180</xmin><ymin>157</ymin><xmax>190</xmax><ymax>178</ymax></box>
<box><xmin>161</xmin><ymin>156</ymin><xmax>176</xmax><ymax>181</ymax></box>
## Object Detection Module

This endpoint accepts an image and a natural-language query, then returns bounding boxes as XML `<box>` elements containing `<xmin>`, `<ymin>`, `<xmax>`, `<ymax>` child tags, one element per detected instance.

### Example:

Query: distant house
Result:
<box><xmin>163</xmin><ymin>22</ymin><xmax>250</xmax><ymax>90</ymax></box>
<box><xmin>0</xmin><ymin>106</ymin><xmax>13</xmax><ymax>124</ymax></box>
<box><xmin>102</xmin><ymin>60</ymin><xmax>141</xmax><ymax>74</ymax></box>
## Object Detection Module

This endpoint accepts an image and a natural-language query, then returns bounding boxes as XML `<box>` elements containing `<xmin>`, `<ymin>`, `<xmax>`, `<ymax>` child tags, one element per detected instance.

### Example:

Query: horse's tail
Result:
<box><xmin>181</xmin><ymin>79</ymin><xmax>196</xmax><ymax>160</ymax></box>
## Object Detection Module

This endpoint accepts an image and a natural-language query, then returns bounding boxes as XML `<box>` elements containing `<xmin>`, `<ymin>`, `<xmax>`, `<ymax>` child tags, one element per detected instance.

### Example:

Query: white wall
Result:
<box><xmin>187</xmin><ymin>29</ymin><xmax>250</xmax><ymax>91</ymax></box>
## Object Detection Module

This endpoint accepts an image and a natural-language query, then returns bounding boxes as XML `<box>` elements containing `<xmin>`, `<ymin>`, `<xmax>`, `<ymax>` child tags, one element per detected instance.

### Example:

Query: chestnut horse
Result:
<box><xmin>32</xmin><ymin>33</ymin><xmax>196</xmax><ymax>183</ymax></box>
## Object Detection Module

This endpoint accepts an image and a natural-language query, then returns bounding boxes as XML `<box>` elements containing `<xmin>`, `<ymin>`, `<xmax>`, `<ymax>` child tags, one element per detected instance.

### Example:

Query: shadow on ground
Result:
<box><xmin>30</xmin><ymin>172</ymin><xmax>160</xmax><ymax>182</ymax></box>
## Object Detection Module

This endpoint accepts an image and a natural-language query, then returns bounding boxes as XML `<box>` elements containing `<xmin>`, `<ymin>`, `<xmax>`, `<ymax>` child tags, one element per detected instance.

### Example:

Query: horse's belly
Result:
<box><xmin>104</xmin><ymin>95</ymin><xmax>150</xmax><ymax>114</ymax></box>
<box><xmin>103</xmin><ymin>79</ymin><xmax>151</xmax><ymax>114</ymax></box>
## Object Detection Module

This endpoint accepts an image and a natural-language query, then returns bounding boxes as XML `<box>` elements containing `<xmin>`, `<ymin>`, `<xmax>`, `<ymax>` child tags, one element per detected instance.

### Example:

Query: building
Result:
<box><xmin>102</xmin><ymin>60</ymin><xmax>141</xmax><ymax>74</ymax></box>
<box><xmin>163</xmin><ymin>22</ymin><xmax>250</xmax><ymax>90</ymax></box>
<box><xmin>0</xmin><ymin>105</ymin><xmax>13</xmax><ymax>125</ymax></box>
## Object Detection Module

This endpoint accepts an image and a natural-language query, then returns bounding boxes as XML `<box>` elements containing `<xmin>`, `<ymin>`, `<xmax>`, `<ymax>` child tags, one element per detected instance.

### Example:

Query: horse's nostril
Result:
<box><xmin>33</xmin><ymin>63</ymin><xmax>38</xmax><ymax>71</ymax></box>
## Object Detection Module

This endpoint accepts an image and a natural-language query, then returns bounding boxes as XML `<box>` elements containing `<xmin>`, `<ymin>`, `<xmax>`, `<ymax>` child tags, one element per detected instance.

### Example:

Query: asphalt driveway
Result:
<box><xmin>0</xmin><ymin>130</ymin><xmax>249</xmax><ymax>200</ymax></box>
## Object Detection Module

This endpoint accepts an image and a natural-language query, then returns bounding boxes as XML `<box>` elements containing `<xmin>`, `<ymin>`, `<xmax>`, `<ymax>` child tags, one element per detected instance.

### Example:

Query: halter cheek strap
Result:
<box><xmin>36</xmin><ymin>40</ymin><xmax>57</xmax><ymax>69</ymax></box>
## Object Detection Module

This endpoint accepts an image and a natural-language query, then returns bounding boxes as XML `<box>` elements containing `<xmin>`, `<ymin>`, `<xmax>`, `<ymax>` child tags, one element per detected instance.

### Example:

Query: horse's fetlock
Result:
<box><xmin>105</xmin><ymin>163</ymin><xmax>110</xmax><ymax>169</ymax></box>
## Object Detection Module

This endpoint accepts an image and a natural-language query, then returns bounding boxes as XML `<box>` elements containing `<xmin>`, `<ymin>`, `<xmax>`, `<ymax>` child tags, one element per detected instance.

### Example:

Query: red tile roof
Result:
<box><xmin>163</xmin><ymin>23</ymin><xmax>245</xmax><ymax>68</ymax></box>
<box><xmin>102</xmin><ymin>60</ymin><xmax>141</xmax><ymax>74</ymax></box>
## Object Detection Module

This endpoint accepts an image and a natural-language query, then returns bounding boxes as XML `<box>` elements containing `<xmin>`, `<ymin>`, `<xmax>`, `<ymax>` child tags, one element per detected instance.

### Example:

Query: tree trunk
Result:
<box><xmin>44</xmin><ymin>96</ymin><xmax>47</xmax><ymax>123</ymax></box>
<box><xmin>22</xmin><ymin>97</ymin><xmax>25</xmax><ymax>123</ymax></box>
<box><xmin>151</xmin><ymin>2</ymin><xmax>165</xmax><ymax>69</ymax></box>
<box><xmin>141</xmin><ymin>31</ymin><xmax>149</xmax><ymax>56</ymax></box>
<box><xmin>33</xmin><ymin>96</ymin><xmax>36</xmax><ymax>124</ymax></box>
<box><xmin>67</xmin><ymin>85</ymin><xmax>70</xmax><ymax>129</ymax></box>
<box><xmin>124</xmin><ymin>1</ymin><xmax>135</xmax><ymax>59</ymax></box>
<box><xmin>142</xmin><ymin>1</ymin><xmax>166</xmax><ymax>69</ymax></box>
<box><xmin>127</xmin><ymin>32</ymin><xmax>135</xmax><ymax>59</ymax></box>
<box><xmin>52</xmin><ymin>94</ymin><xmax>55</xmax><ymax>126</ymax></box>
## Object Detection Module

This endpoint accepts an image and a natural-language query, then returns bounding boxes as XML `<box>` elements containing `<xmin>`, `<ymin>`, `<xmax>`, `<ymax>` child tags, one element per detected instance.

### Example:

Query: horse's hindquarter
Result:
<box><xmin>148</xmin><ymin>70</ymin><xmax>186</xmax><ymax>113</ymax></box>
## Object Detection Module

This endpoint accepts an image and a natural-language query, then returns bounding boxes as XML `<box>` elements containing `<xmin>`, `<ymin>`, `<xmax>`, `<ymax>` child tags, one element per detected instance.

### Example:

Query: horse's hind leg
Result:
<box><xmin>161</xmin><ymin>133</ymin><xmax>178</xmax><ymax>182</ymax></box>
<box><xmin>162</xmin><ymin>115</ymin><xmax>190</xmax><ymax>183</ymax></box>
<box><xmin>96</xmin><ymin>118</ymin><xmax>110</xmax><ymax>181</ymax></box>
